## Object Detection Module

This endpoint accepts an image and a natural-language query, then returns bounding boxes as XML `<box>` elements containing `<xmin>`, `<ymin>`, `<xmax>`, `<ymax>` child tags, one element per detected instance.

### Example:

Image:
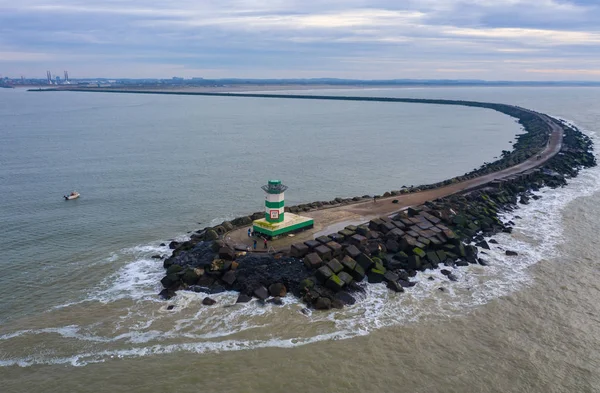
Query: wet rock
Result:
<box><xmin>314</xmin><ymin>297</ymin><xmax>332</xmax><ymax>310</ymax></box>
<box><xmin>236</xmin><ymin>293</ymin><xmax>252</xmax><ymax>303</ymax></box>
<box><xmin>151</xmin><ymin>254</ymin><xmax>163</xmax><ymax>259</ymax></box>
<box><xmin>205</xmin><ymin>230</ymin><xmax>219</xmax><ymax>241</ymax></box>
<box><xmin>290</xmin><ymin>243</ymin><xmax>309</xmax><ymax>258</ymax></box>
<box><xmin>298</xmin><ymin>278</ymin><xmax>315</xmax><ymax>293</ymax></box>
<box><xmin>476</xmin><ymin>240</ymin><xmax>490</xmax><ymax>250</ymax></box>
<box><xmin>447</xmin><ymin>274</ymin><xmax>458</xmax><ymax>282</ymax></box>
<box><xmin>166</xmin><ymin>305</ymin><xmax>175</xmax><ymax>310</ymax></box>
<box><xmin>268</xmin><ymin>283</ymin><xmax>287</xmax><ymax>297</ymax></box>
<box><xmin>383</xmin><ymin>271</ymin><xmax>399</xmax><ymax>283</ymax></box>
<box><xmin>300</xmin><ymin>308</ymin><xmax>311</xmax><ymax>315</ymax></box>
<box><xmin>387</xmin><ymin>281</ymin><xmax>405</xmax><ymax>293</ymax></box>
<box><xmin>315</xmin><ymin>245</ymin><xmax>332</xmax><ymax>261</ymax></box>
<box><xmin>326</xmin><ymin>258</ymin><xmax>344</xmax><ymax>274</ymax></box>
<box><xmin>267</xmin><ymin>297</ymin><xmax>284</xmax><ymax>306</ymax></box>
<box><xmin>398</xmin><ymin>279</ymin><xmax>416</xmax><ymax>288</ymax></box>
<box><xmin>331</xmin><ymin>299</ymin><xmax>345</xmax><ymax>309</ymax></box>
<box><xmin>253</xmin><ymin>286</ymin><xmax>269</xmax><ymax>300</ymax></box>
<box><xmin>304</xmin><ymin>252</ymin><xmax>323</xmax><ymax>269</ymax></box>
<box><xmin>159</xmin><ymin>243</ymin><xmax>166</xmax><ymax>247</ymax></box>
<box><xmin>169</xmin><ymin>241</ymin><xmax>180</xmax><ymax>250</ymax></box>
<box><xmin>333</xmin><ymin>291</ymin><xmax>356</xmax><ymax>306</ymax></box>
<box><xmin>337</xmin><ymin>271</ymin><xmax>354</xmax><ymax>286</ymax></box>
<box><xmin>367</xmin><ymin>268</ymin><xmax>385</xmax><ymax>284</ymax></box>
<box><xmin>316</xmin><ymin>265</ymin><xmax>334</xmax><ymax>283</ymax></box>
<box><xmin>356</xmin><ymin>253</ymin><xmax>374</xmax><ymax>270</ymax></box>
<box><xmin>326</xmin><ymin>275</ymin><xmax>345</xmax><ymax>292</ymax></box>
<box><xmin>218</xmin><ymin>247</ymin><xmax>236</xmax><ymax>261</ymax></box>
<box><xmin>441</xmin><ymin>269</ymin><xmax>452</xmax><ymax>276</ymax></box>
<box><xmin>158</xmin><ymin>288</ymin><xmax>176</xmax><ymax>300</ymax></box>
<box><xmin>221</xmin><ymin>270</ymin><xmax>236</xmax><ymax>286</ymax></box>
<box><xmin>505</xmin><ymin>250</ymin><xmax>519</xmax><ymax>256</ymax></box>
<box><xmin>344</xmin><ymin>245</ymin><xmax>362</xmax><ymax>259</ymax></box>
<box><xmin>202</xmin><ymin>297</ymin><xmax>216</xmax><ymax>306</ymax></box>
<box><xmin>478</xmin><ymin>258</ymin><xmax>489</xmax><ymax>266</ymax></box>
<box><xmin>488</xmin><ymin>239</ymin><xmax>499</xmax><ymax>244</ymax></box>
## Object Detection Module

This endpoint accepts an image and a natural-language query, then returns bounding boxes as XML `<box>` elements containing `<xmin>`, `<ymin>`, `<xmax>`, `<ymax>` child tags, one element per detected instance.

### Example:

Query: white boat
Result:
<box><xmin>64</xmin><ymin>191</ymin><xmax>80</xmax><ymax>200</ymax></box>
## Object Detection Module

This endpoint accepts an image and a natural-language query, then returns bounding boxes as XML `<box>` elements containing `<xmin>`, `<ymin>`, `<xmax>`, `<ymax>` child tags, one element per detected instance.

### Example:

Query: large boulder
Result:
<box><xmin>337</xmin><ymin>271</ymin><xmax>354</xmax><ymax>286</ymax></box>
<box><xmin>268</xmin><ymin>283</ymin><xmax>287</xmax><ymax>297</ymax></box>
<box><xmin>304</xmin><ymin>252</ymin><xmax>323</xmax><ymax>269</ymax></box>
<box><xmin>253</xmin><ymin>286</ymin><xmax>269</xmax><ymax>300</ymax></box>
<box><xmin>326</xmin><ymin>275</ymin><xmax>345</xmax><ymax>292</ymax></box>
<box><xmin>202</xmin><ymin>297</ymin><xmax>216</xmax><ymax>306</ymax></box>
<box><xmin>231</xmin><ymin>216</ymin><xmax>253</xmax><ymax>227</ymax></box>
<box><xmin>221</xmin><ymin>270</ymin><xmax>236</xmax><ymax>286</ymax></box>
<box><xmin>334</xmin><ymin>291</ymin><xmax>356</xmax><ymax>306</ymax></box>
<box><xmin>350</xmin><ymin>264</ymin><xmax>366</xmax><ymax>281</ymax></box>
<box><xmin>315</xmin><ymin>245</ymin><xmax>333</xmax><ymax>261</ymax></box>
<box><xmin>326</xmin><ymin>241</ymin><xmax>343</xmax><ymax>257</ymax></box>
<box><xmin>236</xmin><ymin>293</ymin><xmax>252</xmax><ymax>303</ymax></box>
<box><xmin>314</xmin><ymin>297</ymin><xmax>332</xmax><ymax>310</ymax></box>
<box><xmin>326</xmin><ymin>259</ymin><xmax>344</xmax><ymax>274</ymax></box>
<box><xmin>205</xmin><ymin>230</ymin><xmax>219</xmax><ymax>241</ymax></box>
<box><xmin>344</xmin><ymin>245</ymin><xmax>362</xmax><ymax>259</ymax></box>
<box><xmin>181</xmin><ymin>268</ymin><xmax>200</xmax><ymax>285</ymax></box>
<box><xmin>367</xmin><ymin>268</ymin><xmax>385</xmax><ymax>284</ymax></box>
<box><xmin>315</xmin><ymin>265</ymin><xmax>334</xmax><ymax>283</ymax></box>
<box><xmin>341</xmin><ymin>256</ymin><xmax>357</xmax><ymax>272</ymax></box>
<box><xmin>218</xmin><ymin>247</ymin><xmax>236</xmax><ymax>261</ymax></box>
<box><xmin>387</xmin><ymin>281</ymin><xmax>405</xmax><ymax>293</ymax></box>
<box><xmin>356</xmin><ymin>253</ymin><xmax>374</xmax><ymax>271</ymax></box>
<box><xmin>290</xmin><ymin>243</ymin><xmax>310</xmax><ymax>258</ymax></box>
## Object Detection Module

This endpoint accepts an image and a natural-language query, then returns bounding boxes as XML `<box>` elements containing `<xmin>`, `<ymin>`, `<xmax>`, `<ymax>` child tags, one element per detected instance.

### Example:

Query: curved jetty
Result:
<box><xmin>143</xmin><ymin>96</ymin><xmax>596</xmax><ymax>309</ymax></box>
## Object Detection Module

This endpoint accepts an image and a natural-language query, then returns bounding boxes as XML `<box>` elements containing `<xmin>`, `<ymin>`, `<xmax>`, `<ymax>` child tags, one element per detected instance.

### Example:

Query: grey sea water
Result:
<box><xmin>1</xmin><ymin>87</ymin><xmax>599</xmax><ymax>392</ymax></box>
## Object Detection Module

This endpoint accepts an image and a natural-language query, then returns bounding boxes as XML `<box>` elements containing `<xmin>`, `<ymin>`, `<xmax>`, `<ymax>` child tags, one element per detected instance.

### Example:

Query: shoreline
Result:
<box><xmin>147</xmin><ymin>96</ymin><xmax>596</xmax><ymax>309</ymax></box>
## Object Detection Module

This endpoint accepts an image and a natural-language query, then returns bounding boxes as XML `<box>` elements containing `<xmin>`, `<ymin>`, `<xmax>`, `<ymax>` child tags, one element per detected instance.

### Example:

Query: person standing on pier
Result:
<box><xmin>253</xmin><ymin>239</ymin><xmax>257</xmax><ymax>250</ymax></box>
<box><xmin>263</xmin><ymin>238</ymin><xmax>268</xmax><ymax>249</ymax></box>
<box><xmin>247</xmin><ymin>228</ymin><xmax>252</xmax><ymax>237</ymax></box>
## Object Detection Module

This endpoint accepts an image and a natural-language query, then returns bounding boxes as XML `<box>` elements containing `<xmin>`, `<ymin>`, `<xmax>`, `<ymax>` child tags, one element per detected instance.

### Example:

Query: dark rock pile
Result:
<box><xmin>157</xmin><ymin>118</ymin><xmax>595</xmax><ymax>309</ymax></box>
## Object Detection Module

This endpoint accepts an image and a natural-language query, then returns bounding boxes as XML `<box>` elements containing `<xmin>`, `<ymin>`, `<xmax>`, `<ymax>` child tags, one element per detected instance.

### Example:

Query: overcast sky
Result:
<box><xmin>1</xmin><ymin>0</ymin><xmax>599</xmax><ymax>80</ymax></box>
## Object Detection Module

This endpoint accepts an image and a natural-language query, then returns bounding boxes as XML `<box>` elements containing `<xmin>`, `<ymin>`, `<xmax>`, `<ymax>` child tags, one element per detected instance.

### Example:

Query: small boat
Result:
<box><xmin>64</xmin><ymin>191</ymin><xmax>80</xmax><ymax>200</ymax></box>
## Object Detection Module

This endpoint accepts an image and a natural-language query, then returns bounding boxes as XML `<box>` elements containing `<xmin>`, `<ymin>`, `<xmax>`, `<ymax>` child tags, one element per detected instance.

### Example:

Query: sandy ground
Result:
<box><xmin>225</xmin><ymin>112</ymin><xmax>563</xmax><ymax>252</ymax></box>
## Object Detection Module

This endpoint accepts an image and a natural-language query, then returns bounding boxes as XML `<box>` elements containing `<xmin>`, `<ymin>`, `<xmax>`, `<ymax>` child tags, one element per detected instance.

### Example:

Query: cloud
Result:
<box><xmin>0</xmin><ymin>0</ymin><xmax>599</xmax><ymax>79</ymax></box>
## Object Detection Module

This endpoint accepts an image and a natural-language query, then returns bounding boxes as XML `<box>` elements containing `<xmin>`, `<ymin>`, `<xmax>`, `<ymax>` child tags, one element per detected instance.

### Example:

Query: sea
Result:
<box><xmin>0</xmin><ymin>86</ymin><xmax>598</xmax><ymax>392</ymax></box>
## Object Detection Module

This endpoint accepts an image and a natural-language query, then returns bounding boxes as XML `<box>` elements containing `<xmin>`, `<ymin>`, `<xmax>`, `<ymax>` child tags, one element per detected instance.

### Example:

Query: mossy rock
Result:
<box><xmin>326</xmin><ymin>274</ymin><xmax>345</xmax><ymax>291</ymax></box>
<box><xmin>367</xmin><ymin>268</ymin><xmax>385</xmax><ymax>284</ymax></box>
<box><xmin>166</xmin><ymin>264</ymin><xmax>183</xmax><ymax>275</ymax></box>
<box><xmin>350</xmin><ymin>264</ymin><xmax>366</xmax><ymax>281</ymax></box>
<box><xmin>181</xmin><ymin>268</ymin><xmax>200</xmax><ymax>285</ymax></box>
<box><xmin>205</xmin><ymin>229</ymin><xmax>219</xmax><ymax>241</ymax></box>
<box><xmin>340</xmin><ymin>254</ymin><xmax>355</xmax><ymax>268</ymax></box>
<box><xmin>161</xmin><ymin>273</ymin><xmax>180</xmax><ymax>289</ymax></box>
<box><xmin>299</xmin><ymin>278</ymin><xmax>315</xmax><ymax>292</ymax></box>
<box><xmin>412</xmin><ymin>247</ymin><xmax>426</xmax><ymax>258</ymax></box>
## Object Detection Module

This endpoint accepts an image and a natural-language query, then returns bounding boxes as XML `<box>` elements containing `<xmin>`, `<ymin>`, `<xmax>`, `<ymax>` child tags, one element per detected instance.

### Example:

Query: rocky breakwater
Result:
<box><xmin>157</xmin><ymin>118</ymin><xmax>595</xmax><ymax>310</ymax></box>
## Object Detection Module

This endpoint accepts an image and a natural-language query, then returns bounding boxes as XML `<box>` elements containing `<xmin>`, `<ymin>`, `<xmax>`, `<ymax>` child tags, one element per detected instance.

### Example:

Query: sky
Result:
<box><xmin>1</xmin><ymin>0</ymin><xmax>600</xmax><ymax>80</ymax></box>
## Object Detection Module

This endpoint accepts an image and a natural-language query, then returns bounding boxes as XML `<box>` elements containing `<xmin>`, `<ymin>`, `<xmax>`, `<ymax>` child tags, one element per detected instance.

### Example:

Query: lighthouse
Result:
<box><xmin>263</xmin><ymin>180</ymin><xmax>287</xmax><ymax>223</ymax></box>
<box><xmin>252</xmin><ymin>179</ymin><xmax>314</xmax><ymax>239</ymax></box>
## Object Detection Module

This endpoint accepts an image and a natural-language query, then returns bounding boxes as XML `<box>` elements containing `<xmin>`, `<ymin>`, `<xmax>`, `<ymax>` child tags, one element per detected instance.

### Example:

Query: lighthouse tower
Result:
<box><xmin>263</xmin><ymin>180</ymin><xmax>287</xmax><ymax>223</ymax></box>
<box><xmin>252</xmin><ymin>179</ymin><xmax>314</xmax><ymax>239</ymax></box>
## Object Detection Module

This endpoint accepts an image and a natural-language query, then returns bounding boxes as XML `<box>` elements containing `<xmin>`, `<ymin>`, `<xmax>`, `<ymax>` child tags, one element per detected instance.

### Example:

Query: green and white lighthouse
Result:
<box><xmin>263</xmin><ymin>180</ymin><xmax>287</xmax><ymax>223</ymax></box>
<box><xmin>252</xmin><ymin>179</ymin><xmax>314</xmax><ymax>239</ymax></box>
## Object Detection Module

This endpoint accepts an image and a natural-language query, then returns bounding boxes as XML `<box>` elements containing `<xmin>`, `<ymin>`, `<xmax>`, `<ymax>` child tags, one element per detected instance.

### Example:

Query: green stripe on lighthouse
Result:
<box><xmin>265</xmin><ymin>200</ymin><xmax>285</xmax><ymax>208</ymax></box>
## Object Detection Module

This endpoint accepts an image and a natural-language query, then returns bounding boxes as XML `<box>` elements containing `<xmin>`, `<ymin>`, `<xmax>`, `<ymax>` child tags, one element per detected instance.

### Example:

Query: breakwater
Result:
<box><xmin>152</xmin><ymin>96</ymin><xmax>595</xmax><ymax>310</ymax></box>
